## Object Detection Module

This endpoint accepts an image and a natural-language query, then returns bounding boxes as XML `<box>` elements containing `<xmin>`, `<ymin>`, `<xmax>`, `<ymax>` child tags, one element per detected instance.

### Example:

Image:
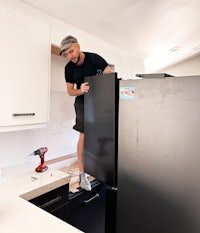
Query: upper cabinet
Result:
<box><xmin>0</xmin><ymin>4</ymin><xmax>50</xmax><ymax>132</ymax></box>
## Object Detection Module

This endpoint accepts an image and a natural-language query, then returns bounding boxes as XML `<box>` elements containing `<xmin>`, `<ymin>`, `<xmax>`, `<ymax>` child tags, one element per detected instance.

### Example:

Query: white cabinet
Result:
<box><xmin>0</xmin><ymin>4</ymin><xmax>50</xmax><ymax>132</ymax></box>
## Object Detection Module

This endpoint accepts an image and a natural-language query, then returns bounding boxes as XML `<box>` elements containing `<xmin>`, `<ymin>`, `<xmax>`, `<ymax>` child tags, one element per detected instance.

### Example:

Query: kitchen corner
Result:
<box><xmin>0</xmin><ymin>162</ymin><xmax>83</xmax><ymax>233</ymax></box>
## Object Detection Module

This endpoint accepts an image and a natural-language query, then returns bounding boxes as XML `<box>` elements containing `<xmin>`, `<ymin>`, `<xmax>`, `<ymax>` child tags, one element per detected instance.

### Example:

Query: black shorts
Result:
<box><xmin>73</xmin><ymin>97</ymin><xmax>84</xmax><ymax>133</ymax></box>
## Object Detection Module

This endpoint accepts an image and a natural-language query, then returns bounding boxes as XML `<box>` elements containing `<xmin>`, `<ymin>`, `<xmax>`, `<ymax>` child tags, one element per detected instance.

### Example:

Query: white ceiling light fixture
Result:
<box><xmin>192</xmin><ymin>45</ymin><xmax>200</xmax><ymax>52</ymax></box>
<box><xmin>168</xmin><ymin>46</ymin><xmax>181</xmax><ymax>52</ymax></box>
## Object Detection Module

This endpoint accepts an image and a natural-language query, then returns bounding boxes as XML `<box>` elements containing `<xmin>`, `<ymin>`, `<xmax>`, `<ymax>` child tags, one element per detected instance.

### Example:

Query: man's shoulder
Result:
<box><xmin>65</xmin><ymin>61</ymin><xmax>73</xmax><ymax>69</ymax></box>
<box><xmin>84</xmin><ymin>52</ymin><xmax>99</xmax><ymax>58</ymax></box>
<box><xmin>84</xmin><ymin>52</ymin><xmax>106</xmax><ymax>64</ymax></box>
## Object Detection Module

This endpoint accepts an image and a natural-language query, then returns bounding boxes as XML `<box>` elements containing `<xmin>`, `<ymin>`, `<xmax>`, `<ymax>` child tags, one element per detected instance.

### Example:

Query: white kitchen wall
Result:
<box><xmin>157</xmin><ymin>54</ymin><xmax>200</xmax><ymax>76</ymax></box>
<box><xmin>0</xmin><ymin>0</ymin><xmax>144</xmax><ymax>168</ymax></box>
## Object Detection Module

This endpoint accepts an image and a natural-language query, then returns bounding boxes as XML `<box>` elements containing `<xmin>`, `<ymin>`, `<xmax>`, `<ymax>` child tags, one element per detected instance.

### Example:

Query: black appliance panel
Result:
<box><xmin>84</xmin><ymin>73</ymin><xmax>119</xmax><ymax>187</ymax></box>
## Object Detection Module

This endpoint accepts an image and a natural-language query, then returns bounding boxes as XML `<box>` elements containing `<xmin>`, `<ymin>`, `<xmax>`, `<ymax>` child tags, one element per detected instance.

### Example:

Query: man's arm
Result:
<box><xmin>66</xmin><ymin>65</ymin><xmax>112</xmax><ymax>96</ymax></box>
<box><xmin>66</xmin><ymin>82</ymin><xmax>89</xmax><ymax>96</ymax></box>
<box><xmin>103</xmin><ymin>65</ymin><xmax>113</xmax><ymax>74</ymax></box>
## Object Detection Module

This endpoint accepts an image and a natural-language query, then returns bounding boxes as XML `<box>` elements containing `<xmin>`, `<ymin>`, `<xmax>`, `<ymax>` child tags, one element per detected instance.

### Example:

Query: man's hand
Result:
<box><xmin>81</xmin><ymin>82</ymin><xmax>90</xmax><ymax>93</ymax></box>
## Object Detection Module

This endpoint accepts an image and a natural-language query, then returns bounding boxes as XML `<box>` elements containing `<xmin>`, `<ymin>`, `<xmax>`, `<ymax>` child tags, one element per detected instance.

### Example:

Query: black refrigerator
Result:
<box><xmin>84</xmin><ymin>73</ymin><xmax>200</xmax><ymax>233</ymax></box>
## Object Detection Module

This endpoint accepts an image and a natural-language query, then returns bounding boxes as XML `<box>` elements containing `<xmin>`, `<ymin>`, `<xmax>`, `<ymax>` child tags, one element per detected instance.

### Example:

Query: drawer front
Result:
<box><xmin>53</xmin><ymin>182</ymin><xmax>107</xmax><ymax>233</ymax></box>
<box><xmin>29</xmin><ymin>184</ymin><xmax>69</xmax><ymax>212</ymax></box>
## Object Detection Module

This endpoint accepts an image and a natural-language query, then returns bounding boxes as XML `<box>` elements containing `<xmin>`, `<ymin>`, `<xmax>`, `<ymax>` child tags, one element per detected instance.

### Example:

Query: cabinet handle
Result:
<box><xmin>12</xmin><ymin>113</ymin><xmax>36</xmax><ymax>117</ymax></box>
<box><xmin>84</xmin><ymin>193</ymin><xmax>100</xmax><ymax>204</ymax></box>
<box><xmin>38</xmin><ymin>196</ymin><xmax>62</xmax><ymax>209</ymax></box>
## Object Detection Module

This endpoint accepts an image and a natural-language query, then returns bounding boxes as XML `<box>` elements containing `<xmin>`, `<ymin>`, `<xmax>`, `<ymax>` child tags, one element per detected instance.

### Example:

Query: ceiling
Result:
<box><xmin>23</xmin><ymin>0</ymin><xmax>200</xmax><ymax>72</ymax></box>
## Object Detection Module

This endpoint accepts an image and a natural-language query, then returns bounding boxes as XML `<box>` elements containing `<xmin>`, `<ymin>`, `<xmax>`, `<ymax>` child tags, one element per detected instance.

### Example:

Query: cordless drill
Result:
<box><xmin>29</xmin><ymin>147</ymin><xmax>48</xmax><ymax>172</ymax></box>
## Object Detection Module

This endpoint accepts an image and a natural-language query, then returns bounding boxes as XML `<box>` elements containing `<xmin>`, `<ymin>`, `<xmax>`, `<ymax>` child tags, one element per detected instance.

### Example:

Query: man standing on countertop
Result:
<box><xmin>60</xmin><ymin>35</ymin><xmax>112</xmax><ymax>191</ymax></box>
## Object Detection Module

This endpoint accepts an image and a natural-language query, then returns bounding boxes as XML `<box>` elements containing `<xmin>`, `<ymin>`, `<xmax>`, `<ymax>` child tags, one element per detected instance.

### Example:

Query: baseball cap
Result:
<box><xmin>60</xmin><ymin>35</ymin><xmax>78</xmax><ymax>55</ymax></box>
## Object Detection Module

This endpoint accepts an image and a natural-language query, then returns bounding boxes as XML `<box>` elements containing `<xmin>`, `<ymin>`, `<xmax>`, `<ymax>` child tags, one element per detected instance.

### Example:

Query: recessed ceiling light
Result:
<box><xmin>168</xmin><ymin>46</ymin><xmax>180</xmax><ymax>52</ymax></box>
<box><xmin>192</xmin><ymin>45</ymin><xmax>200</xmax><ymax>51</ymax></box>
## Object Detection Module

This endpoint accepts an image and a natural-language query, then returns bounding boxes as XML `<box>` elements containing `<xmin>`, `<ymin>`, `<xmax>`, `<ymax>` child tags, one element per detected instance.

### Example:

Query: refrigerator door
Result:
<box><xmin>117</xmin><ymin>76</ymin><xmax>200</xmax><ymax>233</ymax></box>
<box><xmin>84</xmin><ymin>73</ymin><xmax>119</xmax><ymax>187</ymax></box>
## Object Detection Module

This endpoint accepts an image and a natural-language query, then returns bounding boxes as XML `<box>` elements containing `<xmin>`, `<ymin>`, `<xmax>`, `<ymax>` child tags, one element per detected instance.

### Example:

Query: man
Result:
<box><xmin>60</xmin><ymin>35</ymin><xmax>112</xmax><ymax>191</ymax></box>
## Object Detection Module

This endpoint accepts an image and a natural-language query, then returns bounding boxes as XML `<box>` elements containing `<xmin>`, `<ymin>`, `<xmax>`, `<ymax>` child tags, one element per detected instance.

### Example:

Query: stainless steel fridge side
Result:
<box><xmin>117</xmin><ymin>76</ymin><xmax>200</xmax><ymax>233</ymax></box>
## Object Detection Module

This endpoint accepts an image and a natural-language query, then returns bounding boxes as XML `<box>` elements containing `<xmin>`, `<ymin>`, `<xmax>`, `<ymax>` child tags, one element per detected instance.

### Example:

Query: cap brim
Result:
<box><xmin>60</xmin><ymin>43</ymin><xmax>72</xmax><ymax>56</ymax></box>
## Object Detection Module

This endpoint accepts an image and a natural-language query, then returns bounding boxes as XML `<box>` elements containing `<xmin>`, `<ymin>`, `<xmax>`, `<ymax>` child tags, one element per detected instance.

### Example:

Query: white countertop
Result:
<box><xmin>0</xmin><ymin>162</ymin><xmax>83</xmax><ymax>233</ymax></box>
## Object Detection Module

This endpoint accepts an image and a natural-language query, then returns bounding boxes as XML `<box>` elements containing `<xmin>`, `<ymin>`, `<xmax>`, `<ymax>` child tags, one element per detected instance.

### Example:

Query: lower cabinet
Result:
<box><xmin>53</xmin><ymin>180</ymin><xmax>107</xmax><ymax>233</ymax></box>
<box><xmin>29</xmin><ymin>180</ymin><xmax>111</xmax><ymax>233</ymax></box>
<box><xmin>29</xmin><ymin>184</ymin><xmax>69</xmax><ymax>213</ymax></box>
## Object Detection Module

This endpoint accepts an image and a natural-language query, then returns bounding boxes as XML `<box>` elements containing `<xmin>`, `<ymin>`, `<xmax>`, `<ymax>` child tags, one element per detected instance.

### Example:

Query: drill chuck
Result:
<box><xmin>33</xmin><ymin>147</ymin><xmax>48</xmax><ymax>155</ymax></box>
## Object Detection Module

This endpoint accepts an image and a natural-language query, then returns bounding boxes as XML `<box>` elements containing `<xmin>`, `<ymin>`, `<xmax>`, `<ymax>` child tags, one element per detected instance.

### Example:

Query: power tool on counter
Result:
<box><xmin>28</xmin><ymin>147</ymin><xmax>48</xmax><ymax>172</ymax></box>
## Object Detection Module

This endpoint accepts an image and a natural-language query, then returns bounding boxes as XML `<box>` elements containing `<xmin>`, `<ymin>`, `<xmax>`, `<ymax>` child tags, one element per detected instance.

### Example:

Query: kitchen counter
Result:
<box><xmin>0</xmin><ymin>162</ymin><xmax>83</xmax><ymax>233</ymax></box>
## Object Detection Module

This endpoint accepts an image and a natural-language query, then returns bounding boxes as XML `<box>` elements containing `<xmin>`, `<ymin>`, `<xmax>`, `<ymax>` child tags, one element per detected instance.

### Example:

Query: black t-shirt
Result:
<box><xmin>64</xmin><ymin>52</ymin><xmax>108</xmax><ymax>89</ymax></box>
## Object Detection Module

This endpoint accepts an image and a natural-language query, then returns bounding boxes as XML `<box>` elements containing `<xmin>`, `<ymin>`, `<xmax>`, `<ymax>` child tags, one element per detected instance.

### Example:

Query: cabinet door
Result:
<box><xmin>0</xmin><ymin>4</ymin><xmax>50</xmax><ymax>131</ymax></box>
<box><xmin>52</xmin><ymin>181</ymin><xmax>107</xmax><ymax>233</ymax></box>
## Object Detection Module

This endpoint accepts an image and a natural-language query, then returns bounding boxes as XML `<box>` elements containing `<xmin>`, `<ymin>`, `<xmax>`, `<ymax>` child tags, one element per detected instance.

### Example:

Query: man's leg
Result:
<box><xmin>77</xmin><ymin>132</ymin><xmax>91</xmax><ymax>191</ymax></box>
<box><xmin>77</xmin><ymin>132</ymin><xmax>84</xmax><ymax>173</ymax></box>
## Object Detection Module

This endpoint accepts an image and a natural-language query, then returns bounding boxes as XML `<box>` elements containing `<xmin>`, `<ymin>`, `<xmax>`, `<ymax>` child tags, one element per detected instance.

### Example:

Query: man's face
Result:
<box><xmin>63</xmin><ymin>43</ymin><xmax>80</xmax><ymax>63</ymax></box>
